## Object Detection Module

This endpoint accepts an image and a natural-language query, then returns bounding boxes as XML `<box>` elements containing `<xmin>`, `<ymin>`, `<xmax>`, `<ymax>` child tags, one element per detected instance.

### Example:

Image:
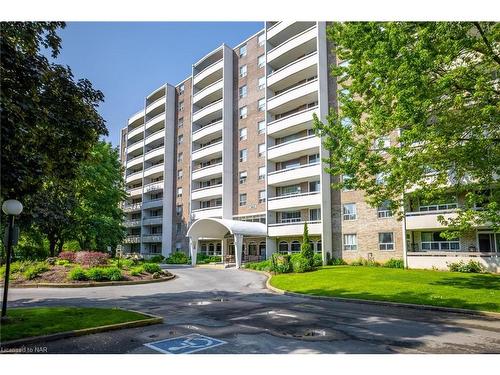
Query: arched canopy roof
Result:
<box><xmin>187</xmin><ymin>218</ymin><xmax>267</xmax><ymax>240</ymax></box>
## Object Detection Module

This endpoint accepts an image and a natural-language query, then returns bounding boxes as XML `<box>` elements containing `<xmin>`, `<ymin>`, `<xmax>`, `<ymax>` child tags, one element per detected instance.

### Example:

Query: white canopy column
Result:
<box><xmin>234</xmin><ymin>234</ymin><xmax>243</xmax><ymax>269</ymax></box>
<box><xmin>189</xmin><ymin>237</ymin><xmax>198</xmax><ymax>266</ymax></box>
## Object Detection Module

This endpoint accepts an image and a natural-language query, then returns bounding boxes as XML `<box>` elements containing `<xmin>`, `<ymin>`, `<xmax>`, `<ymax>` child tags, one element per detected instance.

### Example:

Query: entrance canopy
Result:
<box><xmin>187</xmin><ymin>218</ymin><xmax>266</xmax><ymax>240</ymax></box>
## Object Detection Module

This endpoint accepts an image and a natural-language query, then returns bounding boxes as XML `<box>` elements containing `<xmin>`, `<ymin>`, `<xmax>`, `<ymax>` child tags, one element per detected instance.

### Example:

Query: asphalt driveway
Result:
<box><xmin>4</xmin><ymin>266</ymin><xmax>500</xmax><ymax>354</ymax></box>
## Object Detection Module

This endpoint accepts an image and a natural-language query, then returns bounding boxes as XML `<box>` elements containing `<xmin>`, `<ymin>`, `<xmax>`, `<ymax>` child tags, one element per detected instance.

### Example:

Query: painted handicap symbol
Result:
<box><xmin>145</xmin><ymin>333</ymin><xmax>227</xmax><ymax>354</ymax></box>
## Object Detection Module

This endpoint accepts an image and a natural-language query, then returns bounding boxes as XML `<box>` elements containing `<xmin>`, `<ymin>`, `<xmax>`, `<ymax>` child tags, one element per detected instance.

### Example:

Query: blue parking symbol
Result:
<box><xmin>144</xmin><ymin>333</ymin><xmax>227</xmax><ymax>354</ymax></box>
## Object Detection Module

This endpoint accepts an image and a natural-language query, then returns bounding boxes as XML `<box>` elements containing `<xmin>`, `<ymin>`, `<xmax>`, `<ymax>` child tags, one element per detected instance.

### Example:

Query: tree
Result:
<box><xmin>300</xmin><ymin>222</ymin><xmax>314</xmax><ymax>267</ymax></box>
<box><xmin>72</xmin><ymin>141</ymin><xmax>127</xmax><ymax>251</ymax></box>
<box><xmin>0</xmin><ymin>22</ymin><xmax>107</xmax><ymax>207</ymax></box>
<box><xmin>314</xmin><ymin>22</ymin><xmax>500</xmax><ymax>238</ymax></box>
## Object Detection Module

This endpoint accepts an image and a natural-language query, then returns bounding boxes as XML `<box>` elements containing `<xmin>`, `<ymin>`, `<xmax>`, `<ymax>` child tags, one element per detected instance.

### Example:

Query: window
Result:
<box><xmin>239</xmin><ymin>106</ymin><xmax>247</xmax><ymax>119</ymax></box>
<box><xmin>208</xmin><ymin>243</ymin><xmax>215</xmax><ymax>255</ymax></box>
<box><xmin>175</xmin><ymin>242</ymin><xmax>182</xmax><ymax>251</ymax></box>
<box><xmin>239</xmin><ymin>127</ymin><xmax>247</xmax><ymax>141</ymax></box>
<box><xmin>280</xmin><ymin>211</ymin><xmax>301</xmax><ymax>223</ymax></box>
<box><xmin>258</xmin><ymin>143</ymin><xmax>265</xmax><ymax>157</ymax></box>
<box><xmin>176</xmin><ymin>188</ymin><xmax>182</xmax><ymax>197</ymax></box>
<box><xmin>309</xmin><ymin>153</ymin><xmax>320</xmax><ymax>164</ymax></box>
<box><xmin>421</xmin><ymin>231</ymin><xmax>460</xmax><ymax>251</ymax></box>
<box><xmin>309</xmin><ymin>181</ymin><xmax>320</xmax><ymax>192</ymax></box>
<box><xmin>316</xmin><ymin>240</ymin><xmax>322</xmax><ymax>254</ymax></box>
<box><xmin>176</xmin><ymin>205</ymin><xmax>182</xmax><ymax>215</ymax></box>
<box><xmin>258</xmin><ymin>190</ymin><xmax>266</xmax><ymax>203</ymax></box>
<box><xmin>176</xmin><ymin>223</ymin><xmax>182</xmax><ymax>234</ymax></box>
<box><xmin>178</xmin><ymin>101</ymin><xmax>184</xmax><ymax>111</ymax></box>
<box><xmin>178</xmin><ymin>83</ymin><xmax>185</xmax><ymax>94</ymax></box>
<box><xmin>343</xmin><ymin>234</ymin><xmax>357</xmax><ymax>251</ymax></box>
<box><xmin>279</xmin><ymin>241</ymin><xmax>289</xmax><ymax>254</ymax></box>
<box><xmin>239</xmin><ymin>44</ymin><xmax>247</xmax><ymax>57</ymax></box>
<box><xmin>178</xmin><ymin>118</ymin><xmax>183</xmax><ymax>128</ymax></box>
<box><xmin>239</xmin><ymin>149</ymin><xmax>247</xmax><ymax>162</ymax></box>
<box><xmin>258</xmin><ymin>76</ymin><xmax>265</xmax><ymax>90</ymax></box>
<box><xmin>258</xmin><ymin>98</ymin><xmax>265</xmax><ymax>112</ymax></box>
<box><xmin>239</xmin><ymin>65</ymin><xmax>247</xmax><ymax>78</ymax></box>
<box><xmin>378</xmin><ymin>200</ymin><xmax>393</xmax><ymax>218</ymax></box>
<box><xmin>239</xmin><ymin>85</ymin><xmax>247</xmax><ymax>98</ymax></box>
<box><xmin>258</xmin><ymin>120</ymin><xmax>265</xmax><ymax>134</ymax></box>
<box><xmin>201</xmin><ymin>243</ymin><xmax>207</xmax><ymax>254</ymax></box>
<box><xmin>258</xmin><ymin>54</ymin><xmax>265</xmax><ymax>68</ymax></box>
<box><xmin>239</xmin><ymin>171</ymin><xmax>247</xmax><ymax>184</ymax></box>
<box><xmin>177</xmin><ymin>170</ymin><xmax>183</xmax><ymax>180</ymax></box>
<box><xmin>239</xmin><ymin>193</ymin><xmax>247</xmax><ymax>206</ymax></box>
<box><xmin>248</xmin><ymin>242</ymin><xmax>257</xmax><ymax>256</ymax></box>
<box><xmin>177</xmin><ymin>152</ymin><xmax>183</xmax><ymax>162</ymax></box>
<box><xmin>291</xmin><ymin>241</ymin><xmax>301</xmax><ymax>253</ymax></box>
<box><xmin>177</xmin><ymin>135</ymin><xmax>183</xmax><ymax>144</ymax></box>
<box><xmin>258</xmin><ymin>33</ymin><xmax>265</xmax><ymax>47</ymax></box>
<box><xmin>258</xmin><ymin>166</ymin><xmax>266</xmax><ymax>180</ymax></box>
<box><xmin>309</xmin><ymin>208</ymin><xmax>321</xmax><ymax>221</ymax></box>
<box><xmin>343</xmin><ymin>203</ymin><xmax>357</xmax><ymax>220</ymax></box>
<box><xmin>379</xmin><ymin>232</ymin><xmax>394</xmax><ymax>251</ymax></box>
<box><xmin>259</xmin><ymin>242</ymin><xmax>266</xmax><ymax>256</ymax></box>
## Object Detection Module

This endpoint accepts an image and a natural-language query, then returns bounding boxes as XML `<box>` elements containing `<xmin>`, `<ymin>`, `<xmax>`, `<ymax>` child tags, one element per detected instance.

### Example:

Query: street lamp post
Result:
<box><xmin>1</xmin><ymin>199</ymin><xmax>23</xmax><ymax>319</ymax></box>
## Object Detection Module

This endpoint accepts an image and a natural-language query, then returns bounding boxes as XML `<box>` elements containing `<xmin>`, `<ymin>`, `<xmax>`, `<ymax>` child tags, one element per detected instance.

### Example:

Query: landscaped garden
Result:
<box><xmin>0</xmin><ymin>307</ymin><xmax>153</xmax><ymax>342</ymax></box>
<box><xmin>0</xmin><ymin>251</ymin><xmax>173</xmax><ymax>286</ymax></box>
<box><xmin>269</xmin><ymin>265</ymin><xmax>500</xmax><ymax>312</ymax></box>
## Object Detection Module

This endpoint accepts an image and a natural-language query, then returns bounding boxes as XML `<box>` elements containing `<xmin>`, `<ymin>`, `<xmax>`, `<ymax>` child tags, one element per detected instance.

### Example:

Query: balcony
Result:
<box><xmin>191</xmin><ymin>141</ymin><xmax>223</xmax><ymax>162</ymax></box>
<box><xmin>145</xmin><ymin>96</ymin><xmax>165</xmax><ymax>114</ymax></box>
<box><xmin>124</xmin><ymin>235</ymin><xmax>141</xmax><ymax>244</ymax></box>
<box><xmin>267</xmin><ymin>26</ymin><xmax>317</xmax><ymax>69</ymax></box>
<box><xmin>143</xmin><ymin>235</ymin><xmax>162</xmax><ymax>243</ymax></box>
<box><xmin>192</xmin><ymin>99</ymin><xmax>223</xmax><ymax>124</ymax></box>
<box><xmin>268</xmin><ymin>220</ymin><xmax>322</xmax><ymax>237</ymax></box>
<box><xmin>405</xmin><ymin>209</ymin><xmax>460</xmax><ymax>230</ymax></box>
<box><xmin>143</xmin><ymin>163</ymin><xmax>164</xmax><ymax>178</ymax></box>
<box><xmin>267</xmin><ymin>52</ymin><xmax>318</xmax><ymax>91</ymax></box>
<box><xmin>191</xmin><ymin>184</ymin><xmax>223</xmax><ymax>201</ymax></box>
<box><xmin>268</xmin><ymin>162</ymin><xmax>321</xmax><ymax>186</ymax></box>
<box><xmin>267</xmin><ymin>21</ymin><xmax>316</xmax><ymax>45</ymax></box>
<box><xmin>124</xmin><ymin>219</ymin><xmax>141</xmax><ymax>228</ymax></box>
<box><xmin>143</xmin><ymin>216</ymin><xmax>163</xmax><ymax>226</ymax></box>
<box><xmin>268</xmin><ymin>135</ymin><xmax>320</xmax><ymax>162</ymax></box>
<box><xmin>193</xmin><ymin>79</ymin><xmax>223</xmax><ymax>108</ymax></box>
<box><xmin>128</xmin><ymin>110</ymin><xmax>144</xmax><ymax>126</ymax></box>
<box><xmin>142</xmin><ymin>198</ymin><xmax>163</xmax><ymax>210</ymax></box>
<box><xmin>267</xmin><ymin>79</ymin><xmax>318</xmax><ymax>114</ymax></box>
<box><xmin>127</xmin><ymin>124</ymin><xmax>144</xmax><ymax>140</ymax></box>
<box><xmin>145</xmin><ymin>128</ymin><xmax>165</xmax><ymax>145</ymax></box>
<box><xmin>192</xmin><ymin>206</ymin><xmax>223</xmax><ymax>220</ymax></box>
<box><xmin>145</xmin><ymin>112</ymin><xmax>166</xmax><ymax>130</ymax></box>
<box><xmin>193</xmin><ymin>59</ymin><xmax>224</xmax><ymax>88</ymax></box>
<box><xmin>126</xmin><ymin>154</ymin><xmax>144</xmax><ymax>169</ymax></box>
<box><xmin>127</xmin><ymin>186</ymin><xmax>143</xmax><ymax>198</ymax></box>
<box><xmin>267</xmin><ymin>191</ymin><xmax>321</xmax><ymax>211</ymax></box>
<box><xmin>267</xmin><ymin>106</ymin><xmax>319</xmax><ymax>137</ymax></box>
<box><xmin>125</xmin><ymin>170</ymin><xmax>143</xmax><ymax>184</ymax></box>
<box><xmin>144</xmin><ymin>145</ymin><xmax>165</xmax><ymax>161</ymax></box>
<box><xmin>127</xmin><ymin>139</ymin><xmax>144</xmax><ymax>154</ymax></box>
<box><xmin>192</xmin><ymin>120</ymin><xmax>223</xmax><ymax>144</ymax></box>
<box><xmin>192</xmin><ymin>163</ymin><xmax>223</xmax><ymax>181</ymax></box>
<box><xmin>123</xmin><ymin>202</ymin><xmax>142</xmax><ymax>212</ymax></box>
<box><xmin>144</xmin><ymin>181</ymin><xmax>164</xmax><ymax>193</ymax></box>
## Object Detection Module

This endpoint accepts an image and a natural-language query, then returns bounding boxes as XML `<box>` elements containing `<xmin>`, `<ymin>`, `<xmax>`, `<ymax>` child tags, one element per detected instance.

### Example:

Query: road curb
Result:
<box><xmin>242</xmin><ymin>268</ymin><xmax>500</xmax><ymax>319</ymax></box>
<box><xmin>10</xmin><ymin>274</ymin><xmax>176</xmax><ymax>289</ymax></box>
<box><xmin>0</xmin><ymin>309</ymin><xmax>163</xmax><ymax>349</ymax></box>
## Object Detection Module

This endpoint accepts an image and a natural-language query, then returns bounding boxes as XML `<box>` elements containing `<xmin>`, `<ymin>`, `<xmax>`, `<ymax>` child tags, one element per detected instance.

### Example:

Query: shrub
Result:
<box><xmin>103</xmin><ymin>267</ymin><xmax>122</xmax><ymax>281</ymax></box>
<box><xmin>75</xmin><ymin>251</ymin><xmax>110</xmax><ymax>267</ymax></box>
<box><xmin>384</xmin><ymin>258</ymin><xmax>404</xmax><ymax>269</ymax></box>
<box><xmin>196</xmin><ymin>253</ymin><xmax>221</xmax><ymax>264</ymax></box>
<box><xmin>313</xmin><ymin>253</ymin><xmax>323</xmax><ymax>267</ymax></box>
<box><xmin>143</xmin><ymin>262</ymin><xmax>162</xmax><ymax>274</ymax></box>
<box><xmin>148</xmin><ymin>255</ymin><xmax>165</xmax><ymax>263</ymax></box>
<box><xmin>291</xmin><ymin>253</ymin><xmax>312</xmax><ymax>273</ymax></box>
<box><xmin>165</xmin><ymin>251</ymin><xmax>190</xmax><ymax>264</ymax></box>
<box><xmin>244</xmin><ymin>259</ymin><xmax>272</xmax><ymax>271</ymax></box>
<box><xmin>86</xmin><ymin>267</ymin><xmax>106</xmax><ymax>281</ymax></box>
<box><xmin>55</xmin><ymin>259</ymin><xmax>70</xmax><ymax>266</ymax></box>
<box><xmin>23</xmin><ymin>262</ymin><xmax>49</xmax><ymax>280</ymax></box>
<box><xmin>447</xmin><ymin>260</ymin><xmax>485</xmax><ymax>273</ymax></box>
<box><xmin>110</xmin><ymin>258</ymin><xmax>135</xmax><ymax>270</ymax></box>
<box><xmin>130</xmin><ymin>266</ymin><xmax>144</xmax><ymax>276</ymax></box>
<box><xmin>350</xmin><ymin>258</ymin><xmax>381</xmax><ymax>267</ymax></box>
<box><xmin>58</xmin><ymin>251</ymin><xmax>76</xmax><ymax>263</ymax></box>
<box><xmin>68</xmin><ymin>267</ymin><xmax>87</xmax><ymax>281</ymax></box>
<box><xmin>300</xmin><ymin>222</ymin><xmax>314</xmax><ymax>267</ymax></box>
<box><xmin>331</xmin><ymin>257</ymin><xmax>348</xmax><ymax>266</ymax></box>
<box><xmin>271</xmin><ymin>253</ymin><xmax>292</xmax><ymax>274</ymax></box>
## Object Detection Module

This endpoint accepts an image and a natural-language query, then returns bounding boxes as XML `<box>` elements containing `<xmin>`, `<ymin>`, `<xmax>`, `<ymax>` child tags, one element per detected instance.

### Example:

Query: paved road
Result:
<box><xmin>4</xmin><ymin>266</ymin><xmax>500</xmax><ymax>354</ymax></box>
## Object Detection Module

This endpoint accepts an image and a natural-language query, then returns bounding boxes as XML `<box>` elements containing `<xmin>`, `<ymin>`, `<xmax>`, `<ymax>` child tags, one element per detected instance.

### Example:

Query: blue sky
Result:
<box><xmin>53</xmin><ymin>22</ymin><xmax>263</xmax><ymax>147</ymax></box>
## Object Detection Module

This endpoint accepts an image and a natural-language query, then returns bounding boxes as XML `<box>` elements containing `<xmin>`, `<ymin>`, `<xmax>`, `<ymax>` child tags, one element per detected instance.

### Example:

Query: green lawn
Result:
<box><xmin>270</xmin><ymin>266</ymin><xmax>500</xmax><ymax>312</ymax></box>
<box><xmin>1</xmin><ymin>307</ymin><xmax>151</xmax><ymax>342</ymax></box>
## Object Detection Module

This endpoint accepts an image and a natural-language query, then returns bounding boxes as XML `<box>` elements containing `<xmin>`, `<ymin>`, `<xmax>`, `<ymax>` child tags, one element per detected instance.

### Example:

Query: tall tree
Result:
<box><xmin>0</xmin><ymin>22</ymin><xmax>107</xmax><ymax>211</ymax></box>
<box><xmin>72</xmin><ymin>141</ymin><xmax>127</xmax><ymax>251</ymax></box>
<box><xmin>314</xmin><ymin>22</ymin><xmax>500</xmax><ymax>237</ymax></box>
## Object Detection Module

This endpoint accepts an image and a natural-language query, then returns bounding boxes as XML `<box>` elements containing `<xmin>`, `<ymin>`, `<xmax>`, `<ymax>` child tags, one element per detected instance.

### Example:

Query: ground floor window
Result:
<box><xmin>421</xmin><ymin>231</ymin><xmax>460</xmax><ymax>251</ymax></box>
<box><xmin>478</xmin><ymin>232</ymin><xmax>500</xmax><ymax>252</ymax></box>
<box><xmin>343</xmin><ymin>234</ymin><xmax>357</xmax><ymax>251</ymax></box>
<box><xmin>208</xmin><ymin>243</ymin><xmax>215</xmax><ymax>255</ymax></box>
<box><xmin>259</xmin><ymin>242</ymin><xmax>266</xmax><ymax>256</ymax></box>
<box><xmin>279</xmin><ymin>241</ymin><xmax>289</xmax><ymax>254</ymax></box>
<box><xmin>216</xmin><ymin>242</ymin><xmax>222</xmax><ymax>256</ymax></box>
<box><xmin>315</xmin><ymin>240</ymin><xmax>322</xmax><ymax>253</ymax></box>
<box><xmin>379</xmin><ymin>232</ymin><xmax>394</xmax><ymax>251</ymax></box>
<box><xmin>291</xmin><ymin>241</ymin><xmax>301</xmax><ymax>253</ymax></box>
<box><xmin>248</xmin><ymin>242</ymin><xmax>257</xmax><ymax>256</ymax></box>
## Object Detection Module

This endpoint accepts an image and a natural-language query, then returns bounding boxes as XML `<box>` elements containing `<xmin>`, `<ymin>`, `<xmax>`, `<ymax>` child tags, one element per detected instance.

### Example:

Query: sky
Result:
<box><xmin>52</xmin><ymin>22</ymin><xmax>263</xmax><ymax>147</ymax></box>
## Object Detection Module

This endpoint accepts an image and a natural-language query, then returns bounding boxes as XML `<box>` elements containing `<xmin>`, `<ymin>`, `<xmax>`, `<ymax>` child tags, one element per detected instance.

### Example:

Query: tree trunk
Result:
<box><xmin>48</xmin><ymin>236</ymin><xmax>57</xmax><ymax>257</ymax></box>
<box><xmin>56</xmin><ymin>238</ymin><xmax>64</xmax><ymax>255</ymax></box>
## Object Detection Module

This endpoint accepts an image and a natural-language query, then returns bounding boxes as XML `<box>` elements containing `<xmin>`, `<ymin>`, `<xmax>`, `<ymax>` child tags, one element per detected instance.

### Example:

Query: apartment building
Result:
<box><xmin>120</xmin><ymin>21</ymin><xmax>499</xmax><ymax>272</ymax></box>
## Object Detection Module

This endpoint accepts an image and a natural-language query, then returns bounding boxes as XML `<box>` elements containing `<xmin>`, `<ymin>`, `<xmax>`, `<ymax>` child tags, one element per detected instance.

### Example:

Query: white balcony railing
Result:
<box><xmin>192</xmin><ymin>162</ymin><xmax>223</xmax><ymax>181</ymax></box>
<box><xmin>268</xmin><ymin>220</ymin><xmax>322</xmax><ymax>236</ymax></box>
<box><xmin>268</xmin><ymin>191</ymin><xmax>321</xmax><ymax>211</ymax></box>
<box><xmin>143</xmin><ymin>235</ymin><xmax>162</xmax><ymax>243</ymax></box>
<box><xmin>123</xmin><ymin>202</ymin><xmax>142</xmax><ymax>212</ymax></box>
<box><xmin>268</xmin><ymin>135</ymin><xmax>319</xmax><ymax>161</ymax></box>
<box><xmin>268</xmin><ymin>162</ymin><xmax>320</xmax><ymax>186</ymax></box>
